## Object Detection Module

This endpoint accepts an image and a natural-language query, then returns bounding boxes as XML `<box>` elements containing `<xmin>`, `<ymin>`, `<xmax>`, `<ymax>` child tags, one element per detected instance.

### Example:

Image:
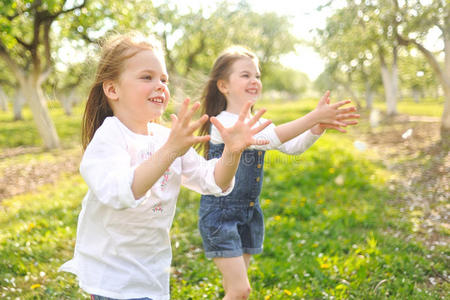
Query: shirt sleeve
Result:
<box><xmin>276</xmin><ymin>129</ymin><xmax>322</xmax><ymax>155</ymax></box>
<box><xmin>180</xmin><ymin>147</ymin><xmax>235</xmax><ymax>196</ymax></box>
<box><xmin>80</xmin><ymin>124</ymin><xmax>145</xmax><ymax>210</ymax></box>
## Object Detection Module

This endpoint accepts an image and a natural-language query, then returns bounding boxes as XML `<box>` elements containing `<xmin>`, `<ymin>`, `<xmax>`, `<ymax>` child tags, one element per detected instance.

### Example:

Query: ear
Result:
<box><xmin>103</xmin><ymin>80</ymin><xmax>119</xmax><ymax>101</ymax></box>
<box><xmin>217</xmin><ymin>79</ymin><xmax>229</xmax><ymax>95</ymax></box>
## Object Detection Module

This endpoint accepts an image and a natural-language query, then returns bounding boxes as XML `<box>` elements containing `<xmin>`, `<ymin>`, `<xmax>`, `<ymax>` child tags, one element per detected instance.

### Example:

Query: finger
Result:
<box><xmin>337</xmin><ymin>106</ymin><xmax>357</xmax><ymax>114</ymax></box>
<box><xmin>326</xmin><ymin>120</ymin><xmax>348</xmax><ymax>127</ymax></box>
<box><xmin>188</xmin><ymin>114</ymin><xmax>209</xmax><ymax>132</ymax></box>
<box><xmin>336</xmin><ymin>113</ymin><xmax>361</xmax><ymax>120</ymax></box>
<box><xmin>193</xmin><ymin>135</ymin><xmax>211</xmax><ymax>144</ymax></box>
<box><xmin>251</xmin><ymin>119</ymin><xmax>272</xmax><ymax>135</ymax></box>
<box><xmin>238</xmin><ymin>101</ymin><xmax>253</xmax><ymax>122</ymax></box>
<box><xmin>247</xmin><ymin>108</ymin><xmax>267</xmax><ymax>127</ymax></box>
<box><xmin>341</xmin><ymin>120</ymin><xmax>359</xmax><ymax>125</ymax></box>
<box><xmin>335</xmin><ymin>120</ymin><xmax>348</xmax><ymax>127</ymax></box>
<box><xmin>320</xmin><ymin>124</ymin><xmax>347</xmax><ymax>132</ymax></box>
<box><xmin>330</xmin><ymin>99</ymin><xmax>352</xmax><ymax>109</ymax></box>
<box><xmin>331</xmin><ymin>126</ymin><xmax>347</xmax><ymax>133</ymax></box>
<box><xmin>210</xmin><ymin>116</ymin><xmax>226</xmax><ymax>133</ymax></box>
<box><xmin>182</xmin><ymin>101</ymin><xmax>201</xmax><ymax>126</ymax></box>
<box><xmin>252</xmin><ymin>138</ymin><xmax>270</xmax><ymax>146</ymax></box>
<box><xmin>318</xmin><ymin>90</ymin><xmax>330</xmax><ymax>105</ymax></box>
<box><xmin>177</xmin><ymin>98</ymin><xmax>190</xmax><ymax>120</ymax></box>
<box><xmin>170</xmin><ymin>114</ymin><xmax>178</xmax><ymax>127</ymax></box>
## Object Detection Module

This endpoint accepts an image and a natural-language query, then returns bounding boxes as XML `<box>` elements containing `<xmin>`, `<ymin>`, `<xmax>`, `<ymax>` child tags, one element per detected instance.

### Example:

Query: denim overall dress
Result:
<box><xmin>199</xmin><ymin>142</ymin><xmax>266</xmax><ymax>258</ymax></box>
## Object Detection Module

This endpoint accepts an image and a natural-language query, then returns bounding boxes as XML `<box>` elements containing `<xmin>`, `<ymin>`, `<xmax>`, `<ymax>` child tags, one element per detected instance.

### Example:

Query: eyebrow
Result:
<box><xmin>139</xmin><ymin>69</ymin><xmax>169</xmax><ymax>78</ymax></box>
<box><xmin>239</xmin><ymin>70</ymin><xmax>260</xmax><ymax>76</ymax></box>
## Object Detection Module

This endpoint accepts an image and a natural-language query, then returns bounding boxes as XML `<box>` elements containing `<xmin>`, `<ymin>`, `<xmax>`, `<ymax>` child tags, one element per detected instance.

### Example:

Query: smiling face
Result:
<box><xmin>106</xmin><ymin>49</ymin><xmax>170</xmax><ymax>134</ymax></box>
<box><xmin>219</xmin><ymin>57</ymin><xmax>262</xmax><ymax>114</ymax></box>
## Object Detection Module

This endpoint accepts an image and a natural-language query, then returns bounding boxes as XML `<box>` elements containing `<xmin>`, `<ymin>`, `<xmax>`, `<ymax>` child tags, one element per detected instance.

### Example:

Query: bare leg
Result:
<box><xmin>243</xmin><ymin>253</ymin><xmax>252</xmax><ymax>270</ymax></box>
<box><xmin>213</xmin><ymin>256</ymin><xmax>252</xmax><ymax>300</ymax></box>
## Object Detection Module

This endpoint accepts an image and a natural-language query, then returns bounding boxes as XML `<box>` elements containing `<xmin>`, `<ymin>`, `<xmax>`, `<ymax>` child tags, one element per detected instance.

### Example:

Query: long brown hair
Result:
<box><xmin>197</xmin><ymin>45</ymin><xmax>259</xmax><ymax>157</ymax></box>
<box><xmin>81</xmin><ymin>32</ymin><xmax>164</xmax><ymax>150</ymax></box>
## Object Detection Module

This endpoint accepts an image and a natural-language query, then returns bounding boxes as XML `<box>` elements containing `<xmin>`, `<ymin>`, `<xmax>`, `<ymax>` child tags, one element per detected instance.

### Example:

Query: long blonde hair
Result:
<box><xmin>81</xmin><ymin>32</ymin><xmax>164</xmax><ymax>150</ymax></box>
<box><xmin>197</xmin><ymin>45</ymin><xmax>259</xmax><ymax>157</ymax></box>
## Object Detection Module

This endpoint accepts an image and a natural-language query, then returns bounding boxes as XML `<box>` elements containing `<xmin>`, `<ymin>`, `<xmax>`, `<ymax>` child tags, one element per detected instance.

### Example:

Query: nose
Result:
<box><xmin>156</xmin><ymin>81</ymin><xmax>167</xmax><ymax>91</ymax></box>
<box><xmin>250</xmin><ymin>78</ymin><xmax>260</xmax><ymax>86</ymax></box>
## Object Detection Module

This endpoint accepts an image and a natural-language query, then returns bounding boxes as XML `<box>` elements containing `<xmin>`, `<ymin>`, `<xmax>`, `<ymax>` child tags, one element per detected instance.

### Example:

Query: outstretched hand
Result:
<box><xmin>211</xmin><ymin>101</ymin><xmax>272</xmax><ymax>154</ymax></box>
<box><xmin>165</xmin><ymin>98</ymin><xmax>210</xmax><ymax>157</ymax></box>
<box><xmin>312</xmin><ymin>91</ymin><xmax>360</xmax><ymax>134</ymax></box>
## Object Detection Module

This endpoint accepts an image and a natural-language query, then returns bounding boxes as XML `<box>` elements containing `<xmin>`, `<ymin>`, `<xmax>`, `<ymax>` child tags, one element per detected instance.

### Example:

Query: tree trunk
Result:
<box><xmin>365</xmin><ymin>82</ymin><xmax>374</xmax><ymax>110</ymax></box>
<box><xmin>342</xmin><ymin>82</ymin><xmax>361</xmax><ymax>109</ymax></box>
<box><xmin>379</xmin><ymin>55</ymin><xmax>398</xmax><ymax>115</ymax></box>
<box><xmin>60</xmin><ymin>89</ymin><xmax>77</xmax><ymax>116</ymax></box>
<box><xmin>441</xmin><ymin>86</ymin><xmax>450</xmax><ymax>143</ymax></box>
<box><xmin>21</xmin><ymin>77</ymin><xmax>60</xmax><ymax>149</ymax></box>
<box><xmin>442</xmin><ymin>37</ymin><xmax>450</xmax><ymax>142</ymax></box>
<box><xmin>392</xmin><ymin>48</ymin><xmax>399</xmax><ymax>102</ymax></box>
<box><xmin>0</xmin><ymin>86</ymin><xmax>7</xmax><ymax>111</ymax></box>
<box><xmin>13</xmin><ymin>90</ymin><xmax>25</xmax><ymax>121</ymax></box>
<box><xmin>412</xmin><ymin>88</ymin><xmax>421</xmax><ymax>103</ymax></box>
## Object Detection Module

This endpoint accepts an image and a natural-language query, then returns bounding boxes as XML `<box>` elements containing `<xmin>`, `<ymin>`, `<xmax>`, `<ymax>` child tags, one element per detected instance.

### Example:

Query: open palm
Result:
<box><xmin>211</xmin><ymin>101</ymin><xmax>272</xmax><ymax>154</ymax></box>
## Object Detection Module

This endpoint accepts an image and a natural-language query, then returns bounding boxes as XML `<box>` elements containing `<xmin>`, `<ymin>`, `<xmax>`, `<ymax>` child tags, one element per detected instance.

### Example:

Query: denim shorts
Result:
<box><xmin>91</xmin><ymin>295</ymin><xmax>152</xmax><ymax>300</ymax></box>
<box><xmin>199</xmin><ymin>197</ymin><xmax>264</xmax><ymax>258</ymax></box>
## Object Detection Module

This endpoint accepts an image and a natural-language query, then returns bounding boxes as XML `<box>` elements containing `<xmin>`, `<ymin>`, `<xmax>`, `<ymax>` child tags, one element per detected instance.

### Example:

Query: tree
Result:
<box><xmin>315</xmin><ymin>0</ymin><xmax>400</xmax><ymax>114</ymax></box>
<box><xmin>399</xmin><ymin>49</ymin><xmax>438</xmax><ymax>102</ymax></box>
<box><xmin>0</xmin><ymin>86</ymin><xmax>7</xmax><ymax>111</ymax></box>
<box><xmin>263</xmin><ymin>65</ymin><xmax>310</xmax><ymax>97</ymax></box>
<box><xmin>150</xmin><ymin>0</ymin><xmax>299</xmax><ymax>99</ymax></box>
<box><xmin>0</xmin><ymin>0</ymin><xmax>86</xmax><ymax>149</ymax></box>
<box><xmin>393</xmin><ymin>0</ymin><xmax>450</xmax><ymax>140</ymax></box>
<box><xmin>0</xmin><ymin>59</ymin><xmax>15</xmax><ymax>112</ymax></box>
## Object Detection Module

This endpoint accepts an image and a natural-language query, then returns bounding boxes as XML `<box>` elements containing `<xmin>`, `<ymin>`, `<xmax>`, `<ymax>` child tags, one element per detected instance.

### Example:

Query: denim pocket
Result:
<box><xmin>199</xmin><ymin>205</ymin><xmax>224</xmax><ymax>243</ymax></box>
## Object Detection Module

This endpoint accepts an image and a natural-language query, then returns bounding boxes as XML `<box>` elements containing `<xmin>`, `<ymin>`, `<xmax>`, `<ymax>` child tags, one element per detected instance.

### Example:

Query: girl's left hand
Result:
<box><xmin>311</xmin><ymin>118</ymin><xmax>359</xmax><ymax>134</ymax></box>
<box><xmin>311</xmin><ymin>96</ymin><xmax>360</xmax><ymax>134</ymax></box>
<box><xmin>211</xmin><ymin>101</ymin><xmax>272</xmax><ymax>154</ymax></box>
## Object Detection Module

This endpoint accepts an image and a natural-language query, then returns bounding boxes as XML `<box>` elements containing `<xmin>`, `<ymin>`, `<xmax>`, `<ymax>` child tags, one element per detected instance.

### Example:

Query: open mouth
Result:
<box><xmin>246</xmin><ymin>88</ymin><xmax>259</xmax><ymax>95</ymax></box>
<box><xmin>148</xmin><ymin>96</ymin><xmax>165</xmax><ymax>104</ymax></box>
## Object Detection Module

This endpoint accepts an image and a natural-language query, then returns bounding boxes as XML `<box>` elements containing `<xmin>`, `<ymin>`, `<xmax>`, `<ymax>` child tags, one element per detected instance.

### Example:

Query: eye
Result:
<box><xmin>256</xmin><ymin>74</ymin><xmax>261</xmax><ymax>80</ymax></box>
<box><xmin>142</xmin><ymin>75</ymin><xmax>152</xmax><ymax>80</ymax></box>
<box><xmin>161</xmin><ymin>78</ymin><xmax>169</xmax><ymax>85</ymax></box>
<box><xmin>242</xmin><ymin>73</ymin><xmax>249</xmax><ymax>78</ymax></box>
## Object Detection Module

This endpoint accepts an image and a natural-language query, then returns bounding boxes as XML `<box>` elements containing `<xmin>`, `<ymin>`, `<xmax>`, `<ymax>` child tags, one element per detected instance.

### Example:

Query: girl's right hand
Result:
<box><xmin>164</xmin><ymin>98</ymin><xmax>210</xmax><ymax>157</ymax></box>
<box><xmin>211</xmin><ymin>100</ymin><xmax>272</xmax><ymax>154</ymax></box>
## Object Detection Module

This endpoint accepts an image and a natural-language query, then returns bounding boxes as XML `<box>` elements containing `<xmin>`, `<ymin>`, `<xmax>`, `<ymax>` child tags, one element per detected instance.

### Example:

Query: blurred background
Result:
<box><xmin>0</xmin><ymin>0</ymin><xmax>448</xmax><ymax>299</ymax></box>
<box><xmin>0</xmin><ymin>0</ymin><xmax>448</xmax><ymax>149</ymax></box>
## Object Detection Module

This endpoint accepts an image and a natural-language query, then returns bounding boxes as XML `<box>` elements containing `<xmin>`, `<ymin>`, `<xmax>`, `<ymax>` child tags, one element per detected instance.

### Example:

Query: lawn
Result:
<box><xmin>0</xmin><ymin>99</ymin><xmax>448</xmax><ymax>299</ymax></box>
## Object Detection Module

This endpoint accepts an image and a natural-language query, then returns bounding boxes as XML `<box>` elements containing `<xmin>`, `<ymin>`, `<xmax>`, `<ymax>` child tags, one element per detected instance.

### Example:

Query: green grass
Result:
<box><xmin>258</xmin><ymin>96</ymin><xmax>443</xmax><ymax>120</ymax></box>
<box><xmin>0</xmin><ymin>99</ymin><xmax>448</xmax><ymax>299</ymax></box>
<box><xmin>0</xmin><ymin>101</ymin><xmax>83</xmax><ymax>149</ymax></box>
<box><xmin>373</xmin><ymin>97</ymin><xmax>443</xmax><ymax>117</ymax></box>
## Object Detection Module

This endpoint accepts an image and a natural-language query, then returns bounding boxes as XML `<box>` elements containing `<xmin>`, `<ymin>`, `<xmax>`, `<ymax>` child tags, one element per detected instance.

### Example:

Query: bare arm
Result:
<box><xmin>274</xmin><ymin>109</ymin><xmax>323</xmax><ymax>143</ymax></box>
<box><xmin>275</xmin><ymin>91</ymin><xmax>358</xmax><ymax>143</ymax></box>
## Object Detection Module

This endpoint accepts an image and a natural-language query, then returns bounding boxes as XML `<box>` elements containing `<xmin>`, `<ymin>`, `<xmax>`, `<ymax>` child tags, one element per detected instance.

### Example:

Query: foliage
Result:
<box><xmin>262</xmin><ymin>64</ymin><xmax>311</xmax><ymax>96</ymax></box>
<box><xmin>150</xmin><ymin>0</ymin><xmax>299</xmax><ymax>95</ymax></box>
<box><xmin>314</xmin><ymin>0</ymin><xmax>445</xmax><ymax>112</ymax></box>
<box><xmin>398</xmin><ymin>50</ymin><xmax>438</xmax><ymax>96</ymax></box>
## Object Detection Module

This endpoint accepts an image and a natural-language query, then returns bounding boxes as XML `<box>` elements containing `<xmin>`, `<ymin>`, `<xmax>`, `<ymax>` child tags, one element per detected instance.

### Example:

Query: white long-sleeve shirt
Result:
<box><xmin>59</xmin><ymin>116</ymin><xmax>233</xmax><ymax>300</ymax></box>
<box><xmin>211</xmin><ymin>111</ymin><xmax>321</xmax><ymax>154</ymax></box>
